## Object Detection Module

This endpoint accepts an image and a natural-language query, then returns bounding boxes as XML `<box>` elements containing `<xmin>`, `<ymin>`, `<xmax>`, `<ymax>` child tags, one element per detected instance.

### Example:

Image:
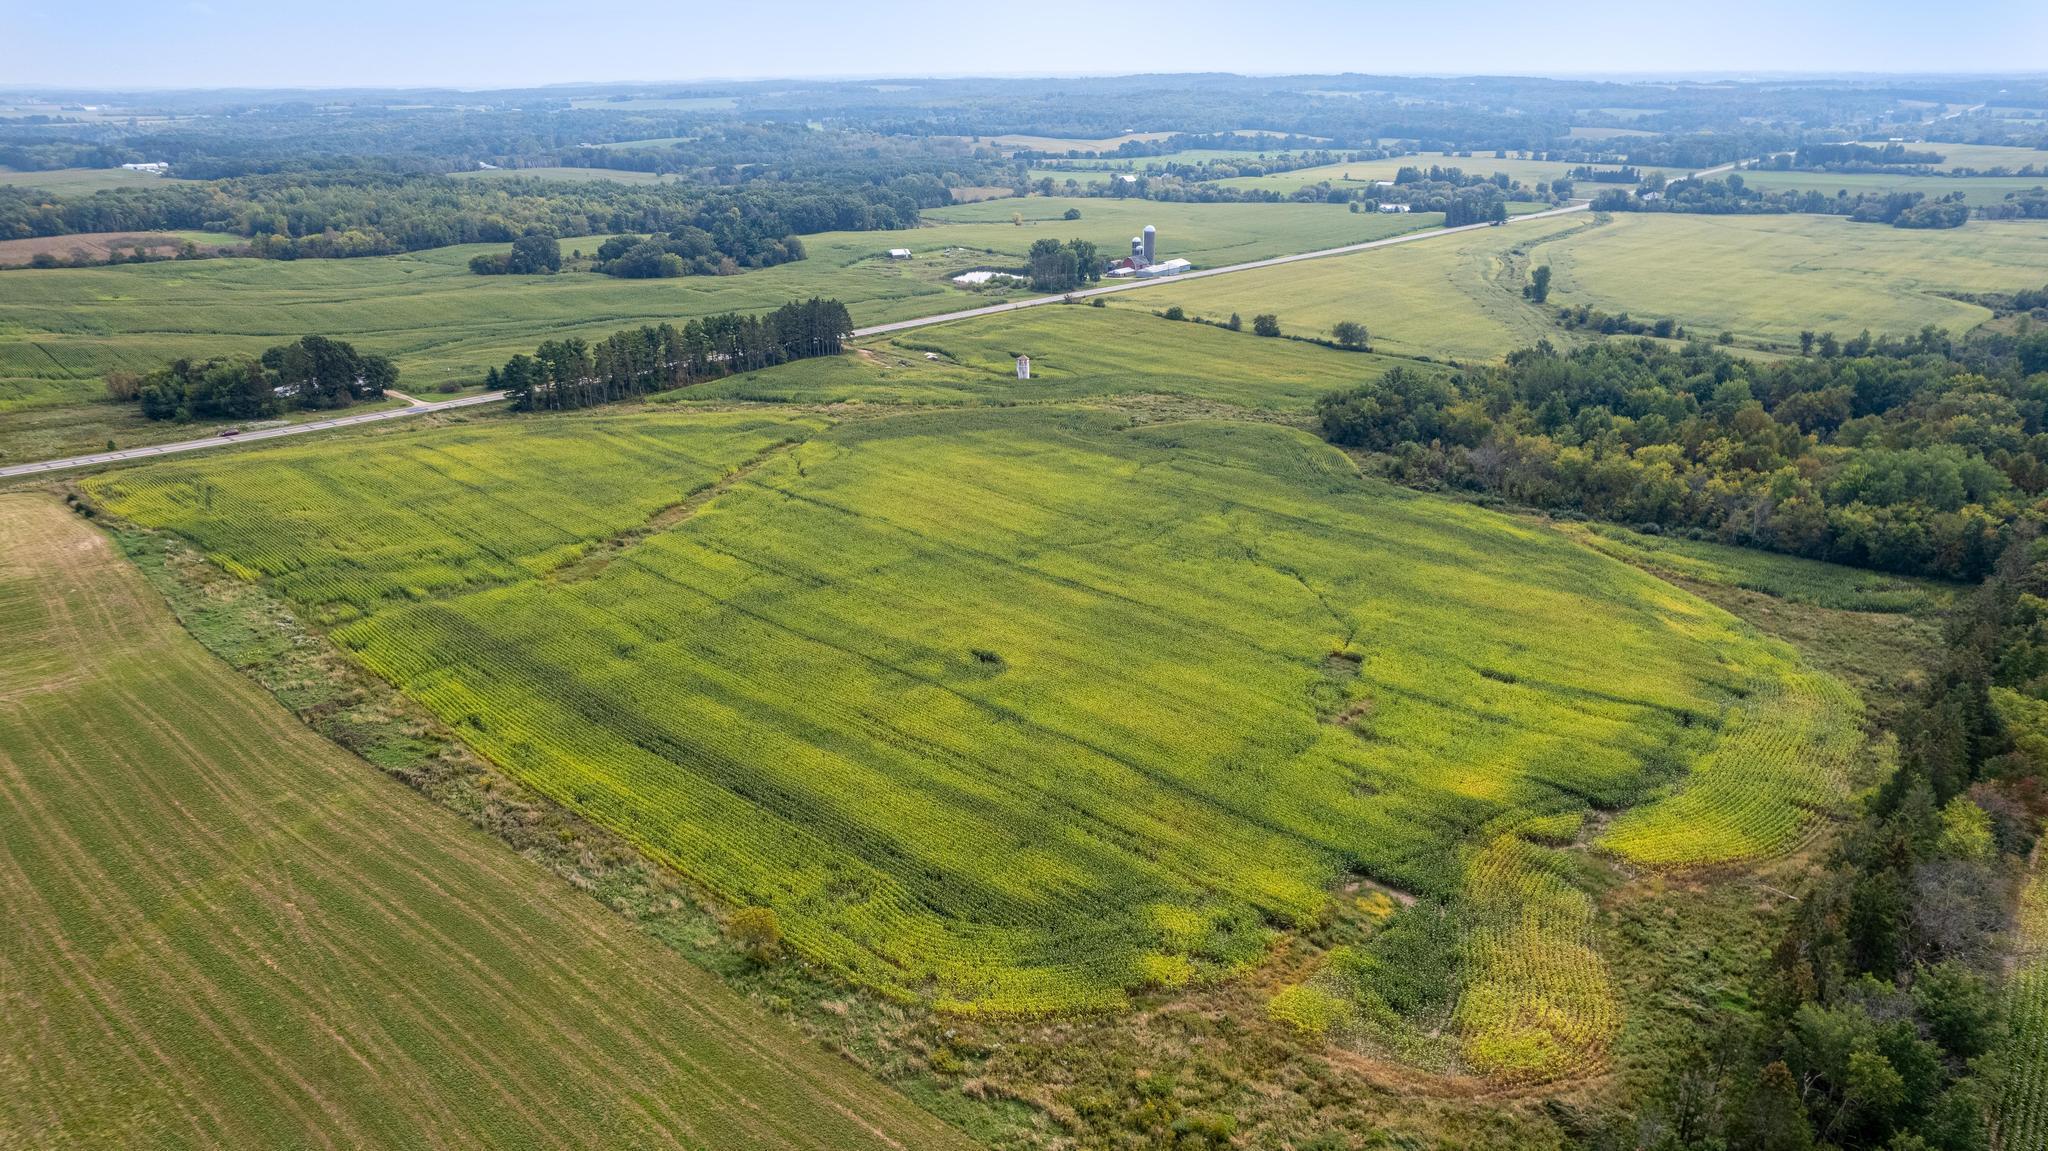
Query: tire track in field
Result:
<box><xmin>0</xmin><ymin>493</ymin><xmax>982</xmax><ymax>1151</ymax></box>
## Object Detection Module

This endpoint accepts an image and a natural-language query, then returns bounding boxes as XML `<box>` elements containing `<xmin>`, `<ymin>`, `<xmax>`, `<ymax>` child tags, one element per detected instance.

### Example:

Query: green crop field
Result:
<box><xmin>1103</xmin><ymin>210</ymin><xmax>1590</xmax><ymax>362</ymax></box>
<box><xmin>0</xmin><ymin>493</ymin><xmax>977</xmax><ymax>1151</ymax></box>
<box><xmin>696</xmin><ymin>303</ymin><xmax>1409</xmax><ymax>409</ymax></box>
<box><xmin>1997</xmin><ymin>852</ymin><xmax>2048</xmax><ymax>1151</ymax></box>
<box><xmin>1736</xmin><ymin>168</ymin><xmax>2048</xmax><ymax>207</ymax></box>
<box><xmin>1557</xmin><ymin>523</ymin><xmax>1958</xmax><ymax>615</ymax></box>
<box><xmin>1203</xmin><ymin>154</ymin><xmax>1636</xmax><ymax>195</ymax></box>
<box><xmin>0</xmin><ymin>197</ymin><xmax>1429</xmax><ymax>425</ymax></box>
<box><xmin>86</xmin><ymin>344</ymin><xmax>1859</xmax><ymax>1082</ymax></box>
<box><xmin>1917</xmin><ymin>142</ymin><xmax>2048</xmax><ymax>171</ymax></box>
<box><xmin>1528</xmin><ymin>214</ymin><xmax>2048</xmax><ymax>345</ymax></box>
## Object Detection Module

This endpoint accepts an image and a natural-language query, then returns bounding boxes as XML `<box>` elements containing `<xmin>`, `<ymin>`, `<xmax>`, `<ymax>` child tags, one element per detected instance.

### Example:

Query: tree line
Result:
<box><xmin>108</xmin><ymin>335</ymin><xmax>395</xmax><ymax>422</ymax></box>
<box><xmin>1623</xmin><ymin>535</ymin><xmax>2048</xmax><ymax>1150</ymax></box>
<box><xmin>492</xmin><ymin>298</ymin><xmax>853</xmax><ymax>411</ymax></box>
<box><xmin>0</xmin><ymin>171</ymin><xmax>929</xmax><ymax>262</ymax></box>
<box><xmin>1593</xmin><ymin>174</ymin><xmax>1975</xmax><ymax>228</ymax></box>
<box><xmin>1316</xmin><ymin>323</ymin><xmax>2048</xmax><ymax>581</ymax></box>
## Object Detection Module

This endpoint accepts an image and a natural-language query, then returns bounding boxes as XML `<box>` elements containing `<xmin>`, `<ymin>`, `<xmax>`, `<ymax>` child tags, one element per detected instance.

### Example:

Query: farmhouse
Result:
<box><xmin>1377</xmin><ymin>202</ymin><xmax>1412</xmax><ymax>213</ymax></box>
<box><xmin>120</xmin><ymin>162</ymin><xmax>170</xmax><ymax>173</ymax></box>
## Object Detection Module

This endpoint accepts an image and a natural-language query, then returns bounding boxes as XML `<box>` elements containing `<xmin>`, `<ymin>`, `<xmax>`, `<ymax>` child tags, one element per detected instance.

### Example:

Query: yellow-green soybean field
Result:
<box><xmin>87</xmin><ymin>397</ymin><xmax>1860</xmax><ymax>1034</ymax></box>
<box><xmin>1998</xmin><ymin>847</ymin><xmax>2048</xmax><ymax>1151</ymax></box>
<box><xmin>0</xmin><ymin>493</ymin><xmax>978</xmax><ymax>1151</ymax></box>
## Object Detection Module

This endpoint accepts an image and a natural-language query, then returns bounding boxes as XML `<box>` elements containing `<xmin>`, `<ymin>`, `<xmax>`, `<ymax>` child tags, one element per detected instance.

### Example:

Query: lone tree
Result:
<box><xmin>1331</xmin><ymin>321</ymin><xmax>1370</xmax><ymax>349</ymax></box>
<box><xmin>1525</xmin><ymin>265</ymin><xmax>1552</xmax><ymax>303</ymax></box>
<box><xmin>1252</xmin><ymin>313</ymin><xmax>1282</xmax><ymax>338</ymax></box>
<box><xmin>1226</xmin><ymin>313</ymin><xmax>1243</xmax><ymax>332</ymax></box>
<box><xmin>729</xmin><ymin>907</ymin><xmax>782</xmax><ymax>963</ymax></box>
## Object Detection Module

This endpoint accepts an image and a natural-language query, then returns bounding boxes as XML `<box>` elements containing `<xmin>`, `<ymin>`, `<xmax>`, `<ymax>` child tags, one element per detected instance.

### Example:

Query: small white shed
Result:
<box><xmin>887</xmin><ymin>248</ymin><xmax>913</xmax><ymax>260</ymax></box>
<box><xmin>1015</xmin><ymin>355</ymin><xmax>1031</xmax><ymax>380</ymax></box>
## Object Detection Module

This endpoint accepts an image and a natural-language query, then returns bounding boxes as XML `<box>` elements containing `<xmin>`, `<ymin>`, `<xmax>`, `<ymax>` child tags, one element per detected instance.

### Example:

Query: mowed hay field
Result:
<box><xmin>87</xmin><ymin>381</ymin><xmax>1859</xmax><ymax>1081</ymax></box>
<box><xmin>0</xmin><ymin>493</ymin><xmax>978</xmax><ymax>1151</ymax></box>
<box><xmin>1734</xmin><ymin>168</ymin><xmax>2048</xmax><ymax>208</ymax></box>
<box><xmin>1104</xmin><ymin>210</ymin><xmax>1590</xmax><ymax>361</ymax></box>
<box><xmin>1529</xmin><ymin>214</ymin><xmax>2048</xmax><ymax>344</ymax></box>
<box><xmin>0</xmin><ymin>167</ymin><xmax>186</xmax><ymax>193</ymax></box>
<box><xmin>0</xmin><ymin>198</ymin><xmax>1425</xmax><ymax>412</ymax></box>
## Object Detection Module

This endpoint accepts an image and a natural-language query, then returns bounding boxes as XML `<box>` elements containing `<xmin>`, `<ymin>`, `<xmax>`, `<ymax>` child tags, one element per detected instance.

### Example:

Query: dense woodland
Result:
<box><xmin>1317</xmin><ymin>321</ymin><xmax>2048</xmax><ymax>581</ymax></box>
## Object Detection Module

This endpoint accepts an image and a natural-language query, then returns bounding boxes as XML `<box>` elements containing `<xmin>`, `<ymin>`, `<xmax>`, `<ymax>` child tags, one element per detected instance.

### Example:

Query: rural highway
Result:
<box><xmin>10</xmin><ymin>189</ymin><xmax>1690</xmax><ymax>479</ymax></box>
<box><xmin>850</xmin><ymin>202</ymin><xmax>1591</xmax><ymax>337</ymax></box>
<box><xmin>0</xmin><ymin>390</ymin><xmax>507</xmax><ymax>479</ymax></box>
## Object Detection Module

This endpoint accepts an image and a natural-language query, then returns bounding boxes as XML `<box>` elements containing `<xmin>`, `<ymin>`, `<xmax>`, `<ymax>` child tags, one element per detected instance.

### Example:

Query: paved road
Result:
<box><xmin>851</xmin><ymin>202</ymin><xmax>1591</xmax><ymax>338</ymax></box>
<box><xmin>0</xmin><ymin>390</ymin><xmax>507</xmax><ymax>479</ymax></box>
<box><xmin>9</xmin><ymin>193</ymin><xmax>1669</xmax><ymax>479</ymax></box>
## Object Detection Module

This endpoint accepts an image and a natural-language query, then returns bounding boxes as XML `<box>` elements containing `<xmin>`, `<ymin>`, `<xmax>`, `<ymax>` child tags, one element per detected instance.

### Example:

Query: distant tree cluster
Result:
<box><xmin>468</xmin><ymin>233</ymin><xmax>562</xmax><ymax>275</ymax></box>
<box><xmin>1593</xmin><ymin>174</ymin><xmax>1976</xmax><ymax>229</ymax></box>
<box><xmin>590</xmin><ymin>227</ymin><xmax>803</xmax><ymax>279</ymax></box>
<box><xmin>1317</xmin><ymin>324</ymin><xmax>2048</xmax><ymax>581</ymax></box>
<box><xmin>494</xmin><ymin>297</ymin><xmax>852</xmax><ymax>411</ymax></box>
<box><xmin>112</xmin><ymin>335</ymin><xmax>394</xmax><ymax>422</ymax></box>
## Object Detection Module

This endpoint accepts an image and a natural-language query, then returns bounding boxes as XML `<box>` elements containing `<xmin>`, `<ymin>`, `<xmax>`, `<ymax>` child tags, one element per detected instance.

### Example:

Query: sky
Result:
<box><xmin>5</xmin><ymin>0</ymin><xmax>2045</xmax><ymax>89</ymax></box>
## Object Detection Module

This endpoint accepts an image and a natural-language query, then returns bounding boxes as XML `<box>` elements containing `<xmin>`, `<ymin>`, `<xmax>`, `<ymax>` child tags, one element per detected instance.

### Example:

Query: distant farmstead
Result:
<box><xmin>1377</xmin><ymin>203</ymin><xmax>1412</xmax><ymax>213</ymax></box>
<box><xmin>887</xmin><ymin>248</ymin><xmax>913</xmax><ymax>260</ymax></box>
<box><xmin>121</xmin><ymin>162</ymin><xmax>170</xmax><ymax>173</ymax></box>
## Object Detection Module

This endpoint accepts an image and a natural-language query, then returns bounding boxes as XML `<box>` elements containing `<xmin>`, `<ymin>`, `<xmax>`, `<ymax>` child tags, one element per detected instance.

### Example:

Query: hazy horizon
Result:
<box><xmin>8</xmin><ymin>0</ymin><xmax>2045</xmax><ymax>90</ymax></box>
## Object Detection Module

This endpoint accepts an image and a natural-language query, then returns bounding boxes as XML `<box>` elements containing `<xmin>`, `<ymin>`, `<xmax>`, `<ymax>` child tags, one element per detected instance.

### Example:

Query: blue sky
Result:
<box><xmin>5</xmin><ymin>0</ymin><xmax>2044</xmax><ymax>89</ymax></box>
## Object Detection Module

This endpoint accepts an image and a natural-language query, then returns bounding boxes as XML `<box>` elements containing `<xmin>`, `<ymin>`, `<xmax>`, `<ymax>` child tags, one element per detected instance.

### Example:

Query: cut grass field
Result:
<box><xmin>1103</xmin><ymin>210</ymin><xmax>1591</xmax><ymax>362</ymax></box>
<box><xmin>1735</xmin><ymin>168</ymin><xmax>2047</xmax><ymax>208</ymax></box>
<box><xmin>0</xmin><ymin>197</ymin><xmax>1429</xmax><ymax>423</ymax></box>
<box><xmin>0</xmin><ymin>492</ymin><xmax>978</xmax><ymax>1151</ymax></box>
<box><xmin>86</xmin><ymin>355</ymin><xmax>1859</xmax><ymax>1081</ymax></box>
<box><xmin>1528</xmin><ymin>213</ymin><xmax>2048</xmax><ymax>346</ymax></box>
<box><xmin>0</xmin><ymin>166</ymin><xmax>188</xmax><ymax>193</ymax></box>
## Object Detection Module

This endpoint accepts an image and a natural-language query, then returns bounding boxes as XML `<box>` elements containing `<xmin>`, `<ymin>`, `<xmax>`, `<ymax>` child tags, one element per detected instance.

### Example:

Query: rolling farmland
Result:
<box><xmin>1526</xmin><ymin>213</ymin><xmax>2048</xmax><ymax>344</ymax></box>
<box><xmin>0</xmin><ymin>198</ymin><xmax>1427</xmax><ymax>420</ymax></box>
<box><xmin>1734</xmin><ymin>167</ymin><xmax>2048</xmax><ymax>208</ymax></box>
<box><xmin>1127</xmin><ymin>212</ymin><xmax>2048</xmax><ymax>361</ymax></box>
<box><xmin>0</xmin><ymin>492</ymin><xmax>979</xmax><ymax>1151</ymax></box>
<box><xmin>1103</xmin><ymin>210</ymin><xmax>1588</xmax><ymax>361</ymax></box>
<box><xmin>86</xmin><ymin>390</ymin><xmax>1859</xmax><ymax>1079</ymax></box>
